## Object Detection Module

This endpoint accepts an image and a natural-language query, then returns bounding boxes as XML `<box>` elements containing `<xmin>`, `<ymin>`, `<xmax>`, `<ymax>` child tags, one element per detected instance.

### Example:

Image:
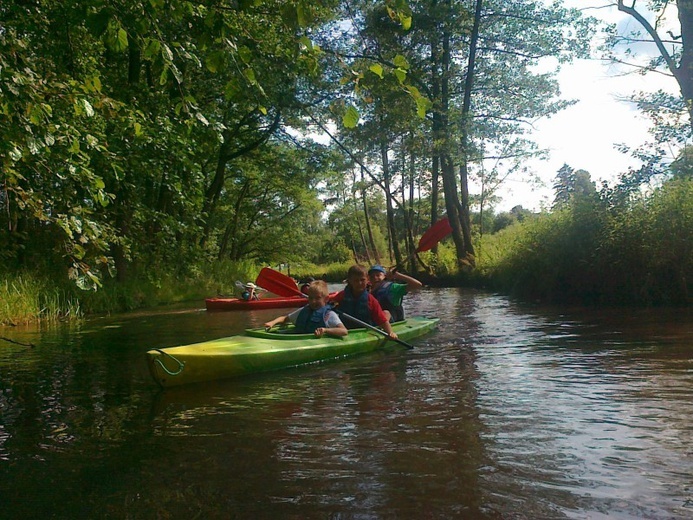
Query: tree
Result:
<box><xmin>670</xmin><ymin>144</ymin><xmax>693</xmax><ymax>178</ymax></box>
<box><xmin>0</xmin><ymin>0</ymin><xmax>345</xmax><ymax>288</ymax></box>
<box><xmin>322</xmin><ymin>0</ymin><xmax>594</xmax><ymax>271</ymax></box>
<box><xmin>614</xmin><ymin>0</ymin><xmax>693</xmax><ymax>134</ymax></box>
<box><xmin>553</xmin><ymin>164</ymin><xmax>597</xmax><ymax>208</ymax></box>
<box><xmin>602</xmin><ymin>1</ymin><xmax>693</xmax><ymax>195</ymax></box>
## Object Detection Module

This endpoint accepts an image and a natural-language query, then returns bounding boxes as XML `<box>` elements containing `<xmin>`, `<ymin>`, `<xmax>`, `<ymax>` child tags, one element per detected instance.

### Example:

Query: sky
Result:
<box><xmin>493</xmin><ymin>0</ymin><xmax>681</xmax><ymax>212</ymax></box>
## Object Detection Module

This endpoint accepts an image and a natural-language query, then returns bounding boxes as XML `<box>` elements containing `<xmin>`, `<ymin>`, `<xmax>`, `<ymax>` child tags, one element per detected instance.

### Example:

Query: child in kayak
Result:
<box><xmin>331</xmin><ymin>264</ymin><xmax>399</xmax><ymax>340</ymax></box>
<box><xmin>264</xmin><ymin>280</ymin><xmax>348</xmax><ymax>338</ymax></box>
<box><xmin>368</xmin><ymin>264</ymin><xmax>422</xmax><ymax>322</ymax></box>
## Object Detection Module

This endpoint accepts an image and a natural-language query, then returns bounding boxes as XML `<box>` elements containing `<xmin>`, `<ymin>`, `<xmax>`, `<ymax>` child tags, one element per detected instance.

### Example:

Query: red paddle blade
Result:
<box><xmin>256</xmin><ymin>267</ymin><xmax>303</xmax><ymax>298</ymax></box>
<box><xmin>415</xmin><ymin>217</ymin><xmax>453</xmax><ymax>252</ymax></box>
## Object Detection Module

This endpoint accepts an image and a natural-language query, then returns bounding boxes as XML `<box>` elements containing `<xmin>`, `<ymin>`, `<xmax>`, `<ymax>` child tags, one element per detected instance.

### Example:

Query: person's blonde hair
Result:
<box><xmin>307</xmin><ymin>279</ymin><xmax>329</xmax><ymax>298</ymax></box>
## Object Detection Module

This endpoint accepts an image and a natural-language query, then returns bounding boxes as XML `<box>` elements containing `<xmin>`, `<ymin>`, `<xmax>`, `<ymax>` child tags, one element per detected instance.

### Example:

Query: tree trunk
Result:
<box><xmin>219</xmin><ymin>180</ymin><xmax>250</xmax><ymax>260</ymax></box>
<box><xmin>381</xmin><ymin>140</ymin><xmax>402</xmax><ymax>266</ymax></box>
<box><xmin>430</xmin><ymin>13</ymin><xmax>442</xmax><ymax>236</ymax></box>
<box><xmin>435</xmin><ymin>0</ymin><xmax>469</xmax><ymax>270</ymax></box>
<box><xmin>200</xmin><ymin>110</ymin><xmax>281</xmax><ymax>247</ymax></box>
<box><xmin>677</xmin><ymin>0</ymin><xmax>693</xmax><ymax>132</ymax></box>
<box><xmin>407</xmin><ymin>148</ymin><xmax>417</xmax><ymax>272</ymax></box>
<box><xmin>361</xmin><ymin>166</ymin><xmax>380</xmax><ymax>263</ymax></box>
<box><xmin>353</xmin><ymin>172</ymin><xmax>371</xmax><ymax>264</ymax></box>
<box><xmin>456</xmin><ymin>0</ymin><xmax>483</xmax><ymax>266</ymax></box>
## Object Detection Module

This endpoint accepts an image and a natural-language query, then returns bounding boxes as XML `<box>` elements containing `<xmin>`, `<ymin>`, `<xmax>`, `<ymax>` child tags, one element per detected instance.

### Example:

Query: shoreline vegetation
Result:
<box><xmin>2</xmin><ymin>2</ymin><xmax>691</xmax><ymax>328</ymax></box>
<box><xmin>3</xmin><ymin>177</ymin><xmax>691</xmax><ymax>326</ymax></box>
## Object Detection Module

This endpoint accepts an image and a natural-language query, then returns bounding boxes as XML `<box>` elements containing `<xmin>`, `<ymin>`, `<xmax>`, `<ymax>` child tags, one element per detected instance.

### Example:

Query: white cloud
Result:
<box><xmin>492</xmin><ymin>0</ymin><xmax>682</xmax><ymax>212</ymax></box>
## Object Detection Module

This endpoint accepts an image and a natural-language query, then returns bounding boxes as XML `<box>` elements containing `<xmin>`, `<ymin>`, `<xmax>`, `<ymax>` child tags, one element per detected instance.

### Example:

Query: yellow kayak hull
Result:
<box><xmin>146</xmin><ymin>316</ymin><xmax>439</xmax><ymax>387</ymax></box>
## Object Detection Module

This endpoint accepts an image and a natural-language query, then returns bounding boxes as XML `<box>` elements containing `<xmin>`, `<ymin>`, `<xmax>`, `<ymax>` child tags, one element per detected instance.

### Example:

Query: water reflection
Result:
<box><xmin>0</xmin><ymin>290</ymin><xmax>692</xmax><ymax>518</ymax></box>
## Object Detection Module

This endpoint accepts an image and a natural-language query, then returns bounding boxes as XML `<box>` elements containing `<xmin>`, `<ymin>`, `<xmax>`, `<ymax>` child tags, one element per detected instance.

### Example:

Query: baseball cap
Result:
<box><xmin>368</xmin><ymin>265</ymin><xmax>386</xmax><ymax>274</ymax></box>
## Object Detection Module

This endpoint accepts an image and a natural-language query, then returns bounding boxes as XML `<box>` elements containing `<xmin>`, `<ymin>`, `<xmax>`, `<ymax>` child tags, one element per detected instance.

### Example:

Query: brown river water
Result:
<box><xmin>0</xmin><ymin>287</ymin><xmax>692</xmax><ymax>519</ymax></box>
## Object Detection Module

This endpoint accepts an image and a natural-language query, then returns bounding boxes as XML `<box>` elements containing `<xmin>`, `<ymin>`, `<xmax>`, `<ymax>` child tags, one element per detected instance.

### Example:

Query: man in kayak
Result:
<box><xmin>368</xmin><ymin>265</ymin><xmax>422</xmax><ymax>322</ymax></box>
<box><xmin>264</xmin><ymin>280</ymin><xmax>348</xmax><ymax>338</ymax></box>
<box><xmin>330</xmin><ymin>264</ymin><xmax>399</xmax><ymax>340</ymax></box>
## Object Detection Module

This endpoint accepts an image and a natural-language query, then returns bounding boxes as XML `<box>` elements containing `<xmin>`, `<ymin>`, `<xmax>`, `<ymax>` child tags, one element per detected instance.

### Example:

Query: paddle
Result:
<box><xmin>415</xmin><ymin>217</ymin><xmax>453</xmax><ymax>253</ymax></box>
<box><xmin>256</xmin><ymin>267</ymin><xmax>301</xmax><ymax>298</ymax></box>
<box><xmin>329</xmin><ymin>307</ymin><xmax>415</xmax><ymax>350</ymax></box>
<box><xmin>395</xmin><ymin>217</ymin><xmax>453</xmax><ymax>270</ymax></box>
<box><xmin>258</xmin><ymin>267</ymin><xmax>415</xmax><ymax>350</ymax></box>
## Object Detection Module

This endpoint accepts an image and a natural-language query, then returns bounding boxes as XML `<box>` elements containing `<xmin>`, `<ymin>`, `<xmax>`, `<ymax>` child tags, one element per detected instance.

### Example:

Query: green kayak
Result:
<box><xmin>146</xmin><ymin>316</ymin><xmax>439</xmax><ymax>387</ymax></box>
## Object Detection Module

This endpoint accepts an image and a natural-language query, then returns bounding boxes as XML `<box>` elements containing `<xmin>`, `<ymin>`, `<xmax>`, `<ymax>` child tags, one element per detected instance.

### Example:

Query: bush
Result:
<box><xmin>477</xmin><ymin>178</ymin><xmax>692</xmax><ymax>305</ymax></box>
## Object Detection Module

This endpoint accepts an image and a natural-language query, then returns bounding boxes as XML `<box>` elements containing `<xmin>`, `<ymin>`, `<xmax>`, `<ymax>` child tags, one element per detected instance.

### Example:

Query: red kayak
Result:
<box><xmin>205</xmin><ymin>296</ymin><xmax>306</xmax><ymax>311</ymax></box>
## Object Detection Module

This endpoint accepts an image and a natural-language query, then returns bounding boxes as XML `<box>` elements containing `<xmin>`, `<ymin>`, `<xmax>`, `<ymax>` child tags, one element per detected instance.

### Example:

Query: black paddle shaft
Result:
<box><xmin>332</xmin><ymin>308</ymin><xmax>414</xmax><ymax>350</ymax></box>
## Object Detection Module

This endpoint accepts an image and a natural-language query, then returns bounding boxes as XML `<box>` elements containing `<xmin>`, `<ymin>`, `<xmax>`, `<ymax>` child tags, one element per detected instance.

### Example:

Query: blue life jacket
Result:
<box><xmin>371</xmin><ymin>281</ymin><xmax>404</xmax><ymax>322</ymax></box>
<box><xmin>339</xmin><ymin>286</ymin><xmax>372</xmax><ymax>328</ymax></box>
<box><xmin>295</xmin><ymin>305</ymin><xmax>331</xmax><ymax>333</ymax></box>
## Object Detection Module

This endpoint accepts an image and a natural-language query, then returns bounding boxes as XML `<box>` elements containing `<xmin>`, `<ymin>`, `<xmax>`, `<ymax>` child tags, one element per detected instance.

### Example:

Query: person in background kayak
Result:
<box><xmin>330</xmin><ymin>264</ymin><xmax>399</xmax><ymax>340</ymax></box>
<box><xmin>299</xmin><ymin>277</ymin><xmax>315</xmax><ymax>295</ymax></box>
<box><xmin>241</xmin><ymin>282</ymin><xmax>260</xmax><ymax>301</ymax></box>
<box><xmin>264</xmin><ymin>280</ymin><xmax>347</xmax><ymax>338</ymax></box>
<box><xmin>368</xmin><ymin>264</ymin><xmax>423</xmax><ymax>322</ymax></box>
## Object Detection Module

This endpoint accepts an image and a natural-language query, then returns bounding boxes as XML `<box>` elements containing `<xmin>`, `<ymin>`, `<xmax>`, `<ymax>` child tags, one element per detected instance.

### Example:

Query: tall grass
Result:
<box><xmin>0</xmin><ymin>275</ymin><xmax>82</xmax><ymax>325</ymax></box>
<box><xmin>478</xmin><ymin>178</ymin><xmax>693</xmax><ymax>305</ymax></box>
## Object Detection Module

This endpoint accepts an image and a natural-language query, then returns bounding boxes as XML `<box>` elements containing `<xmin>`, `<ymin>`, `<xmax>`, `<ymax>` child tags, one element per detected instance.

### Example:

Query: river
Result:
<box><xmin>1</xmin><ymin>288</ymin><xmax>691</xmax><ymax>519</ymax></box>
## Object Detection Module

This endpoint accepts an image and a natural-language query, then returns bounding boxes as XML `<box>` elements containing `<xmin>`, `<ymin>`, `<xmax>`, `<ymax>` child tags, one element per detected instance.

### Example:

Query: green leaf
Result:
<box><xmin>9</xmin><ymin>147</ymin><xmax>22</xmax><ymax>162</ymax></box>
<box><xmin>296</xmin><ymin>4</ymin><xmax>308</xmax><ymax>27</ymax></box>
<box><xmin>169</xmin><ymin>63</ymin><xmax>182</xmax><ymax>84</ymax></box>
<box><xmin>206</xmin><ymin>51</ymin><xmax>225</xmax><ymax>73</ymax></box>
<box><xmin>27</xmin><ymin>137</ymin><xmax>41</xmax><ymax>155</ymax></box>
<box><xmin>238</xmin><ymin>46</ymin><xmax>253</xmax><ymax>64</ymax></box>
<box><xmin>56</xmin><ymin>218</ymin><xmax>74</xmax><ymax>239</ymax></box>
<box><xmin>244</xmin><ymin>67</ymin><xmax>257</xmax><ymax>84</ymax></box>
<box><xmin>369</xmin><ymin>64</ymin><xmax>384</xmax><ymax>79</ymax></box>
<box><xmin>415</xmin><ymin>96</ymin><xmax>430</xmax><ymax>118</ymax></box>
<box><xmin>394</xmin><ymin>68</ymin><xmax>407</xmax><ymax>84</ymax></box>
<box><xmin>81</xmin><ymin>99</ymin><xmax>95</xmax><ymax>117</ymax></box>
<box><xmin>343</xmin><ymin>105</ymin><xmax>359</xmax><ymax>128</ymax></box>
<box><xmin>224</xmin><ymin>79</ymin><xmax>239</xmax><ymax>99</ymax></box>
<box><xmin>89</xmin><ymin>76</ymin><xmax>102</xmax><ymax>93</ymax></box>
<box><xmin>143</xmin><ymin>39</ymin><xmax>161</xmax><ymax>60</ymax></box>
<box><xmin>299</xmin><ymin>36</ymin><xmax>313</xmax><ymax>51</ymax></box>
<box><xmin>118</xmin><ymin>28</ymin><xmax>128</xmax><ymax>50</ymax></box>
<box><xmin>162</xmin><ymin>44</ymin><xmax>174</xmax><ymax>62</ymax></box>
<box><xmin>393</xmin><ymin>55</ymin><xmax>409</xmax><ymax>69</ymax></box>
<box><xmin>97</xmin><ymin>190</ymin><xmax>110</xmax><ymax>207</ymax></box>
<box><xmin>29</xmin><ymin>105</ymin><xmax>43</xmax><ymax>124</ymax></box>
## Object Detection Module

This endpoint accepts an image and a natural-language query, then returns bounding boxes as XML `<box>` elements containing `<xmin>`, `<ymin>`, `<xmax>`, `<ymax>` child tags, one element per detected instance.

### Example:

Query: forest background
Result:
<box><xmin>1</xmin><ymin>0</ymin><xmax>691</xmax><ymax>325</ymax></box>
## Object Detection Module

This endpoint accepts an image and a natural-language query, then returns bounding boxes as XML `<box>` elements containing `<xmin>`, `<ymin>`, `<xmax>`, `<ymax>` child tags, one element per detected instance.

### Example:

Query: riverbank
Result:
<box><xmin>0</xmin><ymin>261</ymin><xmax>354</xmax><ymax>326</ymax></box>
<box><xmin>3</xmin><ymin>174</ymin><xmax>691</xmax><ymax>326</ymax></box>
